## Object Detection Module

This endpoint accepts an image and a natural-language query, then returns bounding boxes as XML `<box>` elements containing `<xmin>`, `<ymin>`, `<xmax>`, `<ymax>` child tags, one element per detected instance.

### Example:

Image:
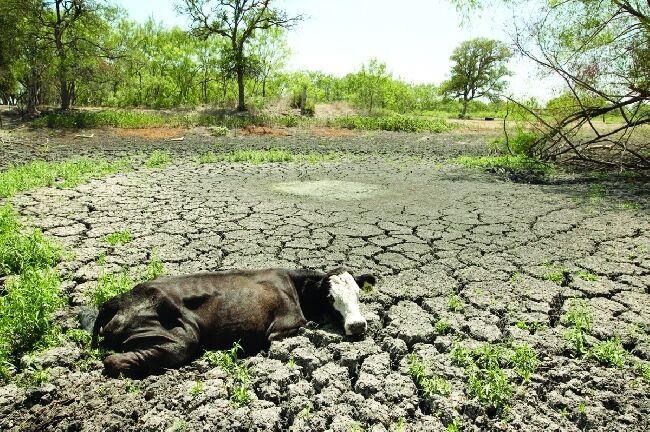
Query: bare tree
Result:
<box><xmin>177</xmin><ymin>0</ymin><xmax>302</xmax><ymax>111</ymax></box>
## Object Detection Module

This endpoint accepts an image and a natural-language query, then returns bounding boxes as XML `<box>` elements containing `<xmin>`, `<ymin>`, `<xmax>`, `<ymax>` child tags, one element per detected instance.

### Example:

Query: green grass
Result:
<box><xmin>562</xmin><ymin>298</ymin><xmax>593</xmax><ymax>356</ymax></box>
<box><xmin>543</xmin><ymin>269</ymin><xmax>567</xmax><ymax>284</ymax></box>
<box><xmin>88</xmin><ymin>255</ymin><xmax>165</xmax><ymax>306</ymax></box>
<box><xmin>190</xmin><ymin>380</ymin><xmax>205</xmax><ymax>396</ymax></box>
<box><xmin>634</xmin><ymin>361</ymin><xmax>650</xmax><ymax>381</ymax></box>
<box><xmin>451</xmin><ymin>341</ymin><xmax>539</xmax><ymax>414</ymax></box>
<box><xmin>329</xmin><ymin>115</ymin><xmax>450</xmax><ymax>133</ymax></box>
<box><xmin>209</xmin><ymin>149</ymin><xmax>339</xmax><ymax>165</ymax></box>
<box><xmin>435</xmin><ymin>319</ymin><xmax>451</xmax><ymax>334</ymax></box>
<box><xmin>203</xmin><ymin>342</ymin><xmax>252</xmax><ymax>406</ymax></box>
<box><xmin>210</xmin><ymin>126</ymin><xmax>229</xmax><ymax>136</ymax></box>
<box><xmin>0</xmin><ymin>269</ymin><xmax>63</xmax><ymax>379</ymax></box>
<box><xmin>104</xmin><ymin>230</ymin><xmax>133</xmax><ymax>246</ymax></box>
<box><xmin>447</xmin><ymin>294</ymin><xmax>465</xmax><ymax>312</ymax></box>
<box><xmin>145</xmin><ymin>150</ymin><xmax>172</xmax><ymax>168</ymax></box>
<box><xmin>0</xmin><ymin>158</ymin><xmax>133</xmax><ymax>198</ymax></box>
<box><xmin>407</xmin><ymin>353</ymin><xmax>452</xmax><ymax>397</ymax></box>
<box><xmin>587</xmin><ymin>337</ymin><xmax>628</xmax><ymax>368</ymax></box>
<box><xmin>576</xmin><ymin>271</ymin><xmax>598</xmax><ymax>281</ymax></box>
<box><xmin>455</xmin><ymin>155</ymin><xmax>553</xmax><ymax>175</ymax></box>
<box><xmin>0</xmin><ymin>205</ymin><xmax>62</xmax><ymax>277</ymax></box>
<box><xmin>198</xmin><ymin>152</ymin><xmax>219</xmax><ymax>164</ymax></box>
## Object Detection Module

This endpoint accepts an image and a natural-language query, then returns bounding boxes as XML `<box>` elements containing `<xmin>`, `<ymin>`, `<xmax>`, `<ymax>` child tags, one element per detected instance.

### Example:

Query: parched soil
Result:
<box><xmin>111</xmin><ymin>128</ymin><xmax>186</xmax><ymax>140</ymax></box>
<box><xmin>237</xmin><ymin>125</ymin><xmax>291</xmax><ymax>137</ymax></box>
<box><xmin>0</xmin><ymin>128</ymin><xmax>649</xmax><ymax>431</ymax></box>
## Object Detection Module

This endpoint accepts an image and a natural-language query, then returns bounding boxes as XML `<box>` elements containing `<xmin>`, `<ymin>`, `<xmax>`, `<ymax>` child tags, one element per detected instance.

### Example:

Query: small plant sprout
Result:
<box><xmin>511</xmin><ymin>344</ymin><xmax>539</xmax><ymax>383</ymax></box>
<box><xmin>203</xmin><ymin>342</ymin><xmax>252</xmax><ymax>406</ymax></box>
<box><xmin>394</xmin><ymin>417</ymin><xmax>406</xmax><ymax>432</ymax></box>
<box><xmin>633</xmin><ymin>361</ymin><xmax>650</xmax><ymax>381</ymax></box>
<box><xmin>408</xmin><ymin>353</ymin><xmax>452</xmax><ymax>397</ymax></box>
<box><xmin>104</xmin><ymin>230</ymin><xmax>133</xmax><ymax>246</ymax></box>
<box><xmin>145</xmin><ymin>150</ymin><xmax>172</xmax><ymax>168</ymax></box>
<box><xmin>587</xmin><ymin>337</ymin><xmax>628</xmax><ymax>368</ymax></box>
<box><xmin>190</xmin><ymin>380</ymin><xmax>204</xmax><ymax>396</ymax></box>
<box><xmin>211</xmin><ymin>126</ymin><xmax>229</xmax><ymax>136</ymax></box>
<box><xmin>198</xmin><ymin>152</ymin><xmax>218</xmax><ymax>164</ymax></box>
<box><xmin>576</xmin><ymin>271</ymin><xmax>598</xmax><ymax>282</ymax></box>
<box><xmin>300</xmin><ymin>402</ymin><xmax>314</xmax><ymax>419</ymax></box>
<box><xmin>288</xmin><ymin>356</ymin><xmax>296</xmax><ymax>369</ymax></box>
<box><xmin>435</xmin><ymin>319</ymin><xmax>451</xmax><ymax>335</ymax></box>
<box><xmin>447</xmin><ymin>294</ymin><xmax>465</xmax><ymax>312</ymax></box>
<box><xmin>562</xmin><ymin>298</ymin><xmax>593</xmax><ymax>356</ymax></box>
<box><xmin>446</xmin><ymin>418</ymin><xmax>462</xmax><ymax>432</ymax></box>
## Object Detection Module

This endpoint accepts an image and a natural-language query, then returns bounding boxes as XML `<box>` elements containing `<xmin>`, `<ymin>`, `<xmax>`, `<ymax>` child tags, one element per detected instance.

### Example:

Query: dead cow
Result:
<box><xmin>86</xmin><ymin>267</ymin><xmax>375</xmax><ymax>377</ymax></box>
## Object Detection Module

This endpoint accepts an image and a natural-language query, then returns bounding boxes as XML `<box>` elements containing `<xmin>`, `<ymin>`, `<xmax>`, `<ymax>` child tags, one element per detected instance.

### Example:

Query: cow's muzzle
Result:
<box><xmin>345</xmin><ymin>319</ymin><xmax>367</xmax><ymax>336</ymax></box>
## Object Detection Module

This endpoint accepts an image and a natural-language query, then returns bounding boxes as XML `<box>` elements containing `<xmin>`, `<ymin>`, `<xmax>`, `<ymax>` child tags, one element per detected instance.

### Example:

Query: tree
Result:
<box><xmin>440</xmin><ymin>38</ymin><xmax>512</xmax><ymax>118</ymax></box>
<box><xmin>248</xmin><ymin>27</ymin><xmax>289</xmax><ymax>99</ymax></box>
<box><xmin>177</xmin><ymin>0</ymin><xmax>301</xmax><ymax>111</ymax></box>
<box><xmin>348</xmin><ymin>58</ymin><xmax>392</xmax><ymax>114</ymax></box>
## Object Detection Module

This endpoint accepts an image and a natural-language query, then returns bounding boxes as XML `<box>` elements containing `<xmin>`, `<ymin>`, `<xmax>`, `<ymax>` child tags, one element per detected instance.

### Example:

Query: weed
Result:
<box><xmin>124</xmin><ymin>379</ymin><xmax>141</xmax><ymax>393</ymax></box>
<box><xmin>104</xmin><ymin>230</ymin><xmax>133</xmax><ymax>246</ymax></box>
<box><xmin>211</xmin><ymin>126</ymin><xmax>229</xmax><ymax>136</ymax></box>
<box><xmin>446</xmin><ymin>419</ymin><xmax>462</xmax><ymax>432</ymax></box>
<box><xmin>361</xmin><ymin>280</ymin><xmax>374</xmax><ymax>294</ymax></box>
<box><xmin>588</xmin><ymin>184</ymin><xmax>606</xmax><ymax>202</ymax></box>
<box><xmin>620</xmin><ymin>202</ymin><xmax>640</xmax><ymax>210</ymax></box>
<box><xmin>543</xmin><ymin>269</ymin><xmax>566</xmax><ymax>284</ymax></box>
<box><xmin>203</xmin><ymin>342</ymin><xmax>252</xmax><ymax>406</ymax></box>
<box><xmin>16</xmin><ymin>366</ymin><xmax>50</xmax><ymax>387</ymax></box>
<box><xmin>394</xmin><ymin>417</ymin><xmax>405</xmax><ymax>432</ymax></box>
<box><xmin>408</xmin><ymin>353</ymin><xmax>452</xmax><ymax>397</ymax></box>
<box><xmin>562</xmin><ymin>298</ymin><xmax>592</xmax><ymax>356</ymax></box>
<box><xmin>447</xmin><ymin>294</ymin><xmax>465</xmax><ymax>312</ymax></box>
<box><xmin>578</xmin><ymin>403</ymin><xmax>586</xmax><ymax>414</ymax></box>
<box><xmin>0</xmin><ymin>158</ymin><xmax>132</xmax><ymax>198</ymax></box>
<box><xmin>435</xmin><ymin>319</ymin><xmax>451</xmax><ymax>335</ymax></box>
<box><xmin>0</xmin><ymin>204</ymin><xmax>62</xmax><ymax>276</ymax></box>
<box><xmin>190</xmin><ymin>380</ymin><xmax>204</xmax><ymax>396</ymax></box>
<box><xmin>576</xmin><ymin>271</ymin><xmax>598</xmax><ymax>282</ymax></box>
<box><xmin>633</xmin><ymin>361</ymin><xmax>650</xmax><ymax>380</ymax></box>
<box><xmin>145</xmin><ymin>150</ymin><xmax>171</xmax><ymax>168</ymax></box>
<box><xmin>509</xmin><ymin>272</ymin><xmax>520</xmax><ymax>282</ymax></box>
<box><xmin>168</xmin><ymin>420</ymin><xmax>188</xmax><ymax>432</ymax></box>
<box><xmin>511</xmin><ymin>344</ymin><xmax>539</xmax><ymax>382</ymax></box>
<box><xmin>140</xmin><ymin>254</ymin><xmax>165</xmax><ymax>281</ymax></box>
<box><xmin>218</xmin><ymin>149</ymin><xmax>295</xmax><ymax>164</ymax></box>
<box><xmin>331</xmin><ymin>115</ymin><xmax>450</xmax><ymax>133</ymax></box>
<box><xmin>455</xmin><ymin>155</ymin><xmax>553</xmax><ymax>175</ymax></box>
<box><xmin>198</xmin><ymin>152</ymin><xmax>218</xmax><ymax>164</ymax></box>
<box><xmin>299</xmin><ymin>402</ymin><xmax>314</xmax><ymax>419</ymax></box>
<box><xmin>0</xmin><ymin>269</ymin><xmax>63</xmax><ymax>379</ymax></box>
<box><xmin>489</xmin><ymin>129</ymin><xmax>541</xmax><ymax>156</ymax></box>
<box><xmin>288</xmin><ymin>357</ymin><xmax>296</xmax><ymax>369</ymax></box>
<box><xmin>587</xmin><ymin>337</ymin><xmax>627</xmax><ymax>368</ymax></box>
<box><xmin>558</xmin><ymin>407</ymin><xmax>569</xmax><ymax>416</ymax></box>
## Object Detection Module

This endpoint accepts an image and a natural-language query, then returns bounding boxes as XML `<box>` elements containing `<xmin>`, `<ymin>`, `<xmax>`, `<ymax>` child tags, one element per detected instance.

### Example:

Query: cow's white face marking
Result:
<box><xmin>328</xmin><ymin>272</ymin><xmax>367</xmax><ymax>336</ymax></box>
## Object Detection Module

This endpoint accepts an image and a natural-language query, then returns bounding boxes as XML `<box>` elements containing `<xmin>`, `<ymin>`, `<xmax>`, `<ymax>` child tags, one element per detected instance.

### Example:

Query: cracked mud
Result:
<box><xmin>0</xmin><ymin>130</ymin><xmax>649</xmax><ymax>431</ymax></box>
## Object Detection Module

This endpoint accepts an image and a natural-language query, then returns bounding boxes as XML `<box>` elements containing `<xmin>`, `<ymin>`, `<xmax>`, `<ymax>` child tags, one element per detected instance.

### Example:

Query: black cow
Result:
<box><xmin>86</xmin><ymin>267</ymin><xmax>375</xmax><ymax>377</ymax></box>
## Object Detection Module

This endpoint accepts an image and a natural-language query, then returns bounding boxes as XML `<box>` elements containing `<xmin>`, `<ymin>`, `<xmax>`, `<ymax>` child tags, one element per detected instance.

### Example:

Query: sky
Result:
<box><xmin>112</xmin><ymin>0</ymin><xmax>554</xmax><ymax>99</ymax></box>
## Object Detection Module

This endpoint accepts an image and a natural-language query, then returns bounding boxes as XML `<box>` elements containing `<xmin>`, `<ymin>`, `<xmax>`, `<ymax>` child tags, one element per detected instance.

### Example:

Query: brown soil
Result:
<box><xmin>312</xmin><ymin>127</ymin><xmax>360</xmax><ymax>138</ymax></box>
<box><xmin>111</xmin><ymin>128</ymin><xmax>186</xmax><ymax>140</ymax></box>
<box><xmin>237</xmin><ymin>125</ymin><xmax>290</xmax><ymax>136</ymax></box>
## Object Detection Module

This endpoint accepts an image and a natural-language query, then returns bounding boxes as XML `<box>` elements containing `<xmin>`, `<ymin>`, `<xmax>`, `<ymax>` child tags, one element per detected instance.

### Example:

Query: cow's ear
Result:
<box><xmin>354</xmin><ymin>274</ymin><xmax>376</xmax><ymax>288</ymax></box>
<box><xmin>155</xmin><ymin>293</ymin><xmax>182</xmax><ymax>329</ymax></box>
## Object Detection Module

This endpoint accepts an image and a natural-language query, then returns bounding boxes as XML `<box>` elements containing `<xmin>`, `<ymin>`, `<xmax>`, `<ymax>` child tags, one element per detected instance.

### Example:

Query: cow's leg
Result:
<box><xmin>267</xmin><ymin>313</ymin><xmax>307</xmax><ymax>342</ymax></box>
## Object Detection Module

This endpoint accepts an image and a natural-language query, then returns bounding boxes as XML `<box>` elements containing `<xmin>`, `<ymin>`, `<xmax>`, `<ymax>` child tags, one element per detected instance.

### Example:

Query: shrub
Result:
<box><xmin>331</xmin><ymin>115</ymin><xmax>450</xmax><ymax>133</ymax></box>
<box><xmin>563</xmin><ymin>298</ymin><xmax>592</xmax><ymax>356</ymax></box>
<box><xmin>210</xmin><ymin>126</ymin><xmax>229</xmax><ymax>136</ymax></box>
<box><xmin>588</xmin><ymin>337</ymin><xmax>628</xmax><ymax>368</ymax></box>
<box><xmin>455</xmin><ymin>155</ymin><xmax>553</xmax><ymax>175</ymax></box>
<box><xmin>490</xmin><ymin>129</ymin><xmax>541</xmax><ymax>157</ymax></box>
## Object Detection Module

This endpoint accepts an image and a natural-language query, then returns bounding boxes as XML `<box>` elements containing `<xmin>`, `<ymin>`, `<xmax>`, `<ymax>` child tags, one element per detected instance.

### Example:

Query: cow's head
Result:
<box><xmin>326</xmin><ymin>269</ymin><xmax>376</xmax><ymax>336</ymax></box>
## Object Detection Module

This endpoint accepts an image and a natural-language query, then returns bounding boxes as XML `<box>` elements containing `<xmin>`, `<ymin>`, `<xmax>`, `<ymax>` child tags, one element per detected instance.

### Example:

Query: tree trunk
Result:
<box><xmin>25</xmin><ymin>67</ymin><xmax>39</xmax><ymax>118</ymax></box>
<box><xmin>262</xmin><ymin>77</ymin><xmax>266</xmax><ymax>98</ymax></box>
<box><xmin>236</xmin><ymin>66</ymin><xmax>246</xmax><ymax>111</ymax></box>
<box><xmin>460</xmin><ymin>97</ymin><xmax>469</xmax><ymax>119</ymax></box>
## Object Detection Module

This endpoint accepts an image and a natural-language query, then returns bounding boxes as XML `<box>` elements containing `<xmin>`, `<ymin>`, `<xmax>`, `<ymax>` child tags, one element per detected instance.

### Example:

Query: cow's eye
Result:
<box><xmin>327</xmin><ymin>293</ymin><xmax>335</xmax><ymax>303</ymax></box>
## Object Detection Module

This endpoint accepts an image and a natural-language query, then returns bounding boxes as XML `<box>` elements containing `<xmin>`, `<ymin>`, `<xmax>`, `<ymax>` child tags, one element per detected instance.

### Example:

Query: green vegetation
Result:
<box><xmin>329</xmin><ymin>115</ymin><xmax>450</xmax><ymax>133</ymax></box>
<box><xmin>198</xmin><ymin>152</ymin><xmax>219</xmax><ymax>164</ymax></box>
<box><xmin>145</xmin><ymin>150</ymin><xmax>172</xmax><ymax>168</ymax></box>
<box><xmin>451</xmin><ymin>341</ymin><xmax>539</xmax><ymax>414</ymax></box>
<box><xmin>211</xmin><ymin>149</ymin><xmax>339</xmax><ymax>165</ymax></box>
<box><xmin>515</xmin><ymin>321</ymin><xmax>545</xmax><ymax>333</ymax></box>
<box><xmin>447</xmin><ymin>294</ymin><xmax>465</xmax><ymax>312</ymax></box>
<box><xmin>562</xmin><ymin>298</ymin><xmax>593</xmax><ymax>356</ymax></box>
<box><xmin>0</xmin><ymin>205</ymin><xmax>65</xmax><ymax>380</ymax></box>
<box><xmin>408</xmin><ymin>353</ymin><xmax>452</xmax><ymax>397</ymax></box>
<box><xmin>190</xmin><ymin>380</ymin><xmax>205</xmax><ymax>396</ymax></box>
<box><xmin>588</xmin><ymin>184</ymin><xmax>607</xmax><ymax>202</ymax></box>
<box><xmin>634</xmin><ymin>361</ymin><xmax>650</xmax><ymax>381</ymax></box>
<box><xmin>210</xmin><ymin>126</ymin><xmax>229</xmax><ymax>136</ymax></box>
<box><xmin>489</xmin><ymin>129</ymin><xmax>541</xmax><ymax>157</ymax></box>
<box><xmin>447</xmin><ymin>419</ymin><xmax>462</xmax><ymax>432</ymax></box>
<box><xmin>576</xmin><ymin>271</ymin><xmax>598</xmax><ymax>282</ymax></box>
<box><xmin>620</xmin><ymin>203</ymin><xmax>640</xmax><ymax>210</ymax></box>
<box><xmin>455</xmin><ymin>155</ymin><xmax>553</xmax><ymax>175</ymax></box>
<box><xmin>104</xmin><ymin>230</ymin><xmax>133</xmax><ymax>246</ymax></box>
<box><xmin>203</xmin><ymin>342</ymin><xmax>252</xmax><ymax>406</ymax></box>
<box><xmin>587</xmin><ymin>337</ymin><xmax>628</xmax><ymax>368</ymax></box>
<box><xmin>88</xmin><ymin>255</ymin><xmax>165</xmax><ymax>306</ymax></box>
<box><xmin>435</xmin><ymin>319</ymin><xmax>451</xmax><ymax>335</ymax></box>
<box><xmin>0</xmin><ymin>158</ymin><xmax>133</xmax><ymax>198</ymax></box>
<box><xmin>543</xmin><ymin>270</ymin><xmax>566</xmax><ymax>284</ymax></box>
<box><xmin>361</xmin><ymin>280</ymin><xmax>374</xmax><ymax>295</ymax></box>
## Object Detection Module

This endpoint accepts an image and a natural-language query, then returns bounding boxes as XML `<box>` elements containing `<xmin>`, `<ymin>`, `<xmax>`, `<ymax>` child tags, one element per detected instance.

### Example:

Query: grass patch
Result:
<box><xmin>455</xmin><ymin>155</ymin><xmax>553</xmax><ymax>175</ymax></box>
<box><xmin>145</xmin><ymin>150</ymin><xmax>171</xmax><ymax>168</ymax></box>
<box><xmin>190</xmin><ymin>380</ymin><xmax>205</xmax><ymax>396</ymax></box>
<box><xmin>198</xmin><ymin>152</ymin><xmax>219</xmax><ymax>164</ymax></box>
<box><xmin>408</xmin><ymin>353</ymin><xmax>452</xmax><ymax>397</ymax></box>
<box><xmin>0</xmin><ymin>205</ymin><xmax>62</xmax><ymax>277</ymax></box>
<box><xmin>210</xmin><ymin>149</ymin><xmax>339</xmax><ymax>165</ymax></box>
<box><xmin>88</xmin><ymin>254</ymin><xmax>165</xmax><ymax>307</ymax></box>
<box><xmin>447</xmin><ymin>294</ymin><xmax>465</xmax><ymax>312</ymax></box>
<box><xmin>330</xmin><ymin>115</ymin><xmax>450</xmax><ymax>133</ymax></box>
<box><xmin>104</xmin><ymin>230</ymin><xmax>133</xmax><ymax>246</ymax></box>
<box><xmin>0</xmin><ymin>158</ymin><xmax>133</xmax><ymax>198</ymax></box>
<box><xmin>587</xmin><ymin>337</ymin><xmax>628</xmax><ymax>368</ymax></box>
<box><xmin>562</xmin><ymin>298</ymin><xmax>592</xmax><ymax>356</ymax></box>
<box><xmin>203</xmin><ymin>342</ymin><xmax>252</xmax><ymax>406</ymax></box>
<box><xmin>451</xmin><ymin>341</ymin><xmax>539</xmax><ymax>415</ymax></box>
<box><xmin>576</xmin><ymin>271</ymin><xmax>598</xmax><ymax>282</ymax></box>
<box><xmin>435</xmin><ymin>319</ymin><xmax>451</xmax><ymax>335</ymax></box>
<box><xmin>0</xmin><ymin>269</ymin><xmax>63</xmax><ymax>379</ymax></box>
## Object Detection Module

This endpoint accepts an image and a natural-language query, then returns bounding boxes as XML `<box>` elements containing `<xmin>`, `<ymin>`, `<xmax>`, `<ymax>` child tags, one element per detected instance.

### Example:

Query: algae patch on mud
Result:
<box><xmin>272</xmin><ymin>180</ymin><xmax>385</xmax><ymax>200</ymax></box>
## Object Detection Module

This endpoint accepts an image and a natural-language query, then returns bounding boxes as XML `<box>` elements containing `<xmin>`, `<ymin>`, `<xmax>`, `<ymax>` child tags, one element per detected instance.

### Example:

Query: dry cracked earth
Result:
<box><xmin>0</xmin><ymin>129</ymin><xmax>649</xmax><ymax>431</ymax></box>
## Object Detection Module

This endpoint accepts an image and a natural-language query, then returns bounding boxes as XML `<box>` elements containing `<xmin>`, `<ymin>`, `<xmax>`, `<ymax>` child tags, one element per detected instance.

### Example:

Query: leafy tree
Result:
<box><xmin>348</xmin><ymin>58</ymin><xmax>392</xmax><ymax>114</ymax></box>
<box><xmin>177</xmin><ymin>0</ymin><xmax>302</xmax><ymax>111</ymax></box>
<box><xmin>440</xmin><ymin>38</ymin><xmax>512</xmax><ymax>118</ymax></box>
<box><xmin>248</xmin><ymin>27</ymin><xmax>290</xmax><ymax>98</ymax></box>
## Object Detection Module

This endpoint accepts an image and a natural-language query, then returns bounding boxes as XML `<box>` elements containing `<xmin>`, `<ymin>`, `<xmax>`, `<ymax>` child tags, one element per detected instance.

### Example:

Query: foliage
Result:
<box><xmin>407</xmin><ymin>353</ymin><xmax>452</xmax><ymax>397</ymax></box>
<box><xmin>0</xmin><ymin>158</ymin><xmax>132</xmax><ymax>198</ymax></box>
<box><xmin>562</xmin><ymin>298</ymin><xmax>593</xmax><ymax>356</ymax></box>
<box><xmin>0</xmin><ymin>205</ymin><xmax>62</xmax><ymax>277</ymax></box>
<box><xmin>447</xmin><ymin>294</ymin><xmax>465</xmax><ymax>312</ymax></box>
<box><xmin>211</xmin><ymin>126</ymin><xmax>229</xmax><ymax>136</ymax></box>
<box><xmin>203</xmin><ymin>342</ymin><xmax>252</xmax><ymax>406</ymax></box>
<box><xmin>330</xmin><ymin>115</ymin><xmax>450</xmax><ymax>133</ymax></box>
<box><xmin>587</xmin><ymin>337</ymin><xmax>628</xmax><ymax>368</ymax></box>
<box><xmin>455</xmin><ymin>155</ymin><xmax>554</xmax><ymax>175</ymax></box>
<box><xmin>88</xmin><ymin>255</ymin><xmax>166</xmax><ymax>306</ymax></box>
<box><xmin>104</xmin><ymin>231</ymin><xmax>133</xmax><ymax>246</ymax></box>
<box><xmin>145</xmin><ymin>150</ymin><xmax>172</xmax><ymax>168</ymax></box>
<box><xmin>435</xmin><ymin>319</ymin><xmax>451</xmax><ymax>334</ymax></box>
<box><xmin>0</xmin><ymin>269</ymin><xmax>63</xmax><ymax>380</ymax></box>
<box><xmin>440</xmin><ymin>38</ymin><xmax>512</xmax><ymax>118</ymax></box>
<box><xmin>213</xmin><ymin>149</ymin><xmax>338</xmax><ymax>164</ymax></box>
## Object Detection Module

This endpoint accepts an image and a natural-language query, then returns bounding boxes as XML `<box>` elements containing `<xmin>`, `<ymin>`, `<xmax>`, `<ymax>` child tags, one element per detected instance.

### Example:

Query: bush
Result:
<box><xmin>490</xmin><ymin>129</ymin><xmax>541</xmax><ymax>157</ymax></box>
<box><xmin>331</xmin><ymin>115</ymin><xmax>450</xmax><ymax>133</ymax></box>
